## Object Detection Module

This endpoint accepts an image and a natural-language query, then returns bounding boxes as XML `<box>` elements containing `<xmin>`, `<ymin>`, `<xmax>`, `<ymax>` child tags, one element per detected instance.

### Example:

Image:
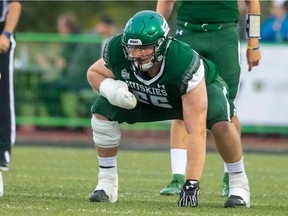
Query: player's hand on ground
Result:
<box><xmin>178</xmin><ymin>180</ymin><xmax>200</xmax><ymax>208</ymax></box>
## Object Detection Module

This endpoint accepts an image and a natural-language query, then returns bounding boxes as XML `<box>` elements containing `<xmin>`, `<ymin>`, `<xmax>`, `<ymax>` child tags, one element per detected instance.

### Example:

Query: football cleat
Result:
<box><xmin>222</xmin><ymin>172</ymin><xmax>229</xmax><ymax>197</ymax></box>
<box><xmin>224</xmin><ymin>195</ymin><xmax>247</xmax><ymax>208</ymax></box>
<box><xmin>224</xmin><ymin>172</ymin><xmax>250</xmax><ymax>208</ymax></box>
<box><xmin>89</xmin><ymin>190</ymin><xmax>109</xmax><ymax>202</ymax></box>
<box><xmin>160</xmin><ymin>174</ymin><xmax>185</xmax><ymax>195</ymax></box>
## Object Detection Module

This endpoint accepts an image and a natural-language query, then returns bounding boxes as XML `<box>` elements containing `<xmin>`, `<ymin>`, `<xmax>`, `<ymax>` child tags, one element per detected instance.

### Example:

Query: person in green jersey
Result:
<box><xmin>87</xmin><ymin>10</ymin><xmax>250</xmax><ymax>208</ymax></box>
<box><xmin>157</xmin><ymin>0</ymin><xmax>261</xmax><ymax>199</ymax></box>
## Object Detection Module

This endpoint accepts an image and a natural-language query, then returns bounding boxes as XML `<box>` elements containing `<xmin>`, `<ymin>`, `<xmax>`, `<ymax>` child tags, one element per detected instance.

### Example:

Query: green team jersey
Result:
<box><xmin>102</xmin><ymin>34</ymin><xmax>217</xmax><ymax>109</ymax></box>
<box><xmin>91</xmin><ymin>35</ymin><xmax>230</xmax><ymax>128</ymax></box>
<box><xmin>177</xmin><ymin>0</ymin><xmax>239</xmax><ymax>24</ymax></box>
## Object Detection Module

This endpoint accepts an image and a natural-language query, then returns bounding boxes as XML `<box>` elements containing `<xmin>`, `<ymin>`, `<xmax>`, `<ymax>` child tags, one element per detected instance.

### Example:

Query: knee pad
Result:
<box><xmin>91</xmin><ymin>116</ymin><xmax>121</xmax><ymax>148</ymax></box>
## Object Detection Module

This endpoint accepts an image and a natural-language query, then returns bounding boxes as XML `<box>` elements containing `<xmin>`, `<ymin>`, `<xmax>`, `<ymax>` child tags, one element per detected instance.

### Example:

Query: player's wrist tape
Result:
<box><xmin>2</xmin><ymin>31</ymin><xmax>12</xmax><ymax>39</ymax></box>
<box><xmin>247</xmin><ymin>45</ymin><xmax>260</xmax><ymax>50</ymax></box>
<box><xmin>99</xmin><ymin>78</ymin><xmax>137</xmax><ymax>109</ymax></box>
<box><xmin>246</xmin><ymin>14</ymin><xmax>261</xmax><ymax>38</ymax></box>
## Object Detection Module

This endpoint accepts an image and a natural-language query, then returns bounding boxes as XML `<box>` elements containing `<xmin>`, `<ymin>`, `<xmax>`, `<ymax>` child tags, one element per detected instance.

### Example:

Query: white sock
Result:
<box><xmin>98</xmin><ymin>156</ymin><xmax>117</xmax><ymax>167</ymax></box>
<box><xmin>170</xmin><ymin>149</ymin><xmax>186</xmax><ymax>175</ymax></box>
<box><xmin>225</xmin><ymin>157</ymin><xmax>245</xmax><ymax>173</ymax></box>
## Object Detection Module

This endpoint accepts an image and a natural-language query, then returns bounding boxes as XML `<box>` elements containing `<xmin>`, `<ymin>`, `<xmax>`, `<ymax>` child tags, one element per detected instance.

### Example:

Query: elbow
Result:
<box><xmin>87</xmin><ymin>68</ymin><xmax>97</xmax><ymax>90</ymax></box>
<box><xmin>86</xmin><ymin>68</ymin><xmax>93</xmax><ymax>84</ymax></box>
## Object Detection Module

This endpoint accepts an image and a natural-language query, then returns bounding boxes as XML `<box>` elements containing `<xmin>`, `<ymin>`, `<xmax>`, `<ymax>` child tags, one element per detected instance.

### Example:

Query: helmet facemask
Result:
<box><xmin>123</xmin><ymin>37</ymin><xmax>166</xmax><ymax>74</ymax></box>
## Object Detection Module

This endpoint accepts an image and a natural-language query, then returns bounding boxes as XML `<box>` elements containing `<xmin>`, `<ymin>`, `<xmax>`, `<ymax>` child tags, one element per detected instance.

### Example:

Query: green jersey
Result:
<box><xmin>102</xmin><ymin>34</ymin><xmax>217</xmax><ymax>109</ymax></box>
<box><xmin>177</xmin><ymin>0</ymin><xmax>239</xmax><ymax>24</ymax></box>
<box><xmin>91</xmin><ymin>35</ymin><xmax>230</xmax><ymax>129</ymax></box>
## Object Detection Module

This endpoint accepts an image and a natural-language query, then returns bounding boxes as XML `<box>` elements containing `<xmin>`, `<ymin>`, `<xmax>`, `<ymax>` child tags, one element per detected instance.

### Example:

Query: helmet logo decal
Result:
<box><xmin>121</xmin><ymin>69</ymin><xmax>130</xmax><ymax>80</ymax></box>
<box><xmin>128</xmin><ymin>39</ymin><xmax>142</xmax><ymax>45</ymax></box>
<box><xmin>161</xmin><ymin>20</ymin><xmax>170</xmax><ymax>37</ymax></box>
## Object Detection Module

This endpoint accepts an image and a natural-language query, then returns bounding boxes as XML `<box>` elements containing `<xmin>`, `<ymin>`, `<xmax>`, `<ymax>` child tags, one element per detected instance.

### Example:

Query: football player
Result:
<box><xmin>156</xmin><ymin>0</ymin><xmax>261</xmax><ymax>198</ymax></box>
<box><xmin>87</xmin><ymin>10</ymin><xmax>250</xmax><ymax>208</ymax></box>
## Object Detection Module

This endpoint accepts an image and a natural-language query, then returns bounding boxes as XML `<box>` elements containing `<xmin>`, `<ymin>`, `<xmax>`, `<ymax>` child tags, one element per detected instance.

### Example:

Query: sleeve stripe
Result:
<box><xmin>179</xmin><ymin>51</ymin><xmax>204</xmax><ymax>94</ymax></box>
<box><xmin>186</xmin><ymin>59</ymin><xmax>204</xmax><ymax>93</ymax></box>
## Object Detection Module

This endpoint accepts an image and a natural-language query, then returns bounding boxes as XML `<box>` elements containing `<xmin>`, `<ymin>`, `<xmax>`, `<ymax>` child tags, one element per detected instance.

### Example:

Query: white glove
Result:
<box><xmin>99</xmin><ymin>78</ymin><xmax>137</xmax><ymax>109</ymax></box>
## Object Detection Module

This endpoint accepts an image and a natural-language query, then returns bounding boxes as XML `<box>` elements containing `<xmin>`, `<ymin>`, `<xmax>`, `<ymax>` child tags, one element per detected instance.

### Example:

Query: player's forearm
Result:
<box><xmin>186</xmin><ymin>134</ymin><xmax>206</xmax><ymax>181</ymax></box>
<box><xmin>4</xmin><ymin>2</ymin><xmax>22</xmax><ymax>33</ymax></box>
<box><xmin>182</xmin><ymin>79</ymin><xmax>207</xmax><ymax>181</ymax></box>
<box><xmin>184</xmin><ymin>104</ymin><xmax>207</xmax><ymax>181</ymax></box>
<box><xmin>245</xmin><ymin>0</ymin><xmax>261</xmax><ymax>14</ymax></box>
<box><xmin>156</xmin><ymin>0</ymin><xmax>175</xmax><ymax>20</ymax></box>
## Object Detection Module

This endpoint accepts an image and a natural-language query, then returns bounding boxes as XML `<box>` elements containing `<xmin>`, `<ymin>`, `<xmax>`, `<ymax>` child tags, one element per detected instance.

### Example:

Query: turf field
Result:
<box><xmin>0</xmin><ymin>146</ymin><xmax>287</xmax><ymax>216</ymax></box>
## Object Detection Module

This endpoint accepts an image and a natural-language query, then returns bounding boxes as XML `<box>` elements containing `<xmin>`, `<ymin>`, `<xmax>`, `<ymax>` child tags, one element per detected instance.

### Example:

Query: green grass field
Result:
<box><xmin>0</xmin><ymin>146</ymin><xmax>287</xmax><ymax>216</ymax></box>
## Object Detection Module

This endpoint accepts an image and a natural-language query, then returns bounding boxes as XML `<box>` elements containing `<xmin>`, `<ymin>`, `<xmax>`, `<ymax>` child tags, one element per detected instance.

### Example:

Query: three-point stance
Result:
<box><xmin>87</xmin><ymin>10</ymin><xmax>250</xmax><ymax>208</ymax></box>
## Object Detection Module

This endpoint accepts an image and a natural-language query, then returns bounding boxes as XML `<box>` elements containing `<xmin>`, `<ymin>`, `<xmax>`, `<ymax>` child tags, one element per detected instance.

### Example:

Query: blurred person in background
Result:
<box><xmin>0</xmin><ymin>0</ymin><xmax>22</xmax><ymax>171</ymax></box>
<box><xmin>67</xmin><ymin>15</ymin><xmax>117</xmax><ymax>87</ymax></box>
<box><xmin>37</xmin><ymin>12</ymin><xmax>82</xmax><ymax>118</ymax></box>
<box><xmin>156</xmin><ymin>0</ymin><xmax>261</xmax><ymax>201</ymax></box>
<box><xmin>64</xmin><ymin>15</ymin><xmax>118</xmax><ymax>118</ymax></box>
<box><xmin>284</xmin><ymin>0</ymin><xmax>288</xmax><ymax>12</ymax></box>
<box><xmin>261</xmin><ymin>0</ymin><xmax>288</xmax><ymax>41</ymax></box>
<box><xmin>93</xmin><ymin>15</ymin><xmax>117</xmax><ymax>40</ymax></box>
<box><xmin>93</xmin><ymin>15</ymin><xmax>118</xmax><ymax>56</ymax></box>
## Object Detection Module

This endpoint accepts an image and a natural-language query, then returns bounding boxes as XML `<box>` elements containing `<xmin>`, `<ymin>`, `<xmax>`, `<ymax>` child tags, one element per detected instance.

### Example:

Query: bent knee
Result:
<box><xmin>211</xmin><ymin>121</ymin><xmax>232</xmax><ymax>133</ymax></box>
<box><xmin>91</xmin><ymin>115</ymin><xmax>121</xmax><ymax>148</ymax></box>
